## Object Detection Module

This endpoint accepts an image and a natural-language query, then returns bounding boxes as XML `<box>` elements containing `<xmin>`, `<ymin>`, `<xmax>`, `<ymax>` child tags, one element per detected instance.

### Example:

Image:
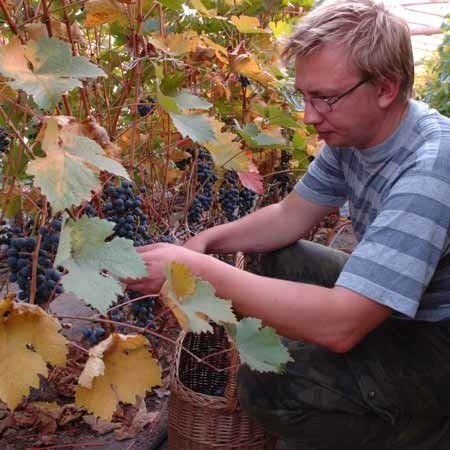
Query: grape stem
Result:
<box><xmin>55</xmin><ymin>314</ymin><xmax>235</xmax><ymax>372</ymax></box>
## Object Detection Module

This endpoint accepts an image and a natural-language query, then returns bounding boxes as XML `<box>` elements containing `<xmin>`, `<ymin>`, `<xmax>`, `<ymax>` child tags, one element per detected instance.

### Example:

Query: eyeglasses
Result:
<box><xmin>292</xmin><ymin>78</ymin><xmax>372</xmax><ymax>114</ymax></box>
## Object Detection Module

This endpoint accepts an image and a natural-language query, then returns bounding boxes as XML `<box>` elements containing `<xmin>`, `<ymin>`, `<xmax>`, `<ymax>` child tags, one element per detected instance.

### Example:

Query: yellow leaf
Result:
<box><xmin>24</xmin><ymin>20</ymin><xmax>85</xmax><ymax>44</ymax></box>
<box><xmin>204</xmin><ymin>118</ymin><xmax>250</xmax><ymax>172</ymax></box>
<box><xmin>168</xmin><ymin>261</ymin><xmax>196</xmax><ymax>299</ymax></box>
<box><xmin>230</xmin><ymin>15</ymin><xmax>268</xmax><ymax>34</ymax></box>
<box><xmin>76</xmin><ymin>333</ymin><xmax>161</xmax><ymax>421</ymax></box>
<box><xmin>199</xmin><ymin>36</ymin><xmax>229</xmax><ymax>66</ymax></box>
<box><xmin>231</xmin><ymin>53</ymin><xmax>275</xmax><ymax>86</ymax></box>
<box><xmin>160</xmin><ymin>282</ymin><xmax>190</xmax><ymax>331</ymax></box>
<box><xmin>160</xmin><ymin>262</ymin><xmax>196</xmax><ymax>331</ymax></box>
<box><xmin>85</xmin><ymin>0</ymin><xmax>128</xmax><ymax>27</ymax></box>
<box><xmin>148</xmin><ymin>32</ymin><xmax>200</xmax><ymax>57</ymax></box>
<box><xmin>0</xmin><ymin>297</ymin><xmax>68</xmax><ymax>410</ymax></box>
<box><xmin>189</xmin><ymin>0</ymin><xmax>211</xmax><ymax>15</ymax></box>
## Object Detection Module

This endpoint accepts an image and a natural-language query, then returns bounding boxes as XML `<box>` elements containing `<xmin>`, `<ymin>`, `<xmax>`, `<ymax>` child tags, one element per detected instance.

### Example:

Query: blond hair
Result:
<box><xmin>282</xmin><ymin>0</ymin><xmax>414</xmax><ymax>100</ymax></box>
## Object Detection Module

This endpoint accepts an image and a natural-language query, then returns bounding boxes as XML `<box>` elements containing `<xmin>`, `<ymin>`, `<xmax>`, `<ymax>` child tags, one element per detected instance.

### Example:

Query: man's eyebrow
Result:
<box><xmin>294</xmin><ymin>86</ymin><xmax>332</xmax><ymax>97</ymax></box>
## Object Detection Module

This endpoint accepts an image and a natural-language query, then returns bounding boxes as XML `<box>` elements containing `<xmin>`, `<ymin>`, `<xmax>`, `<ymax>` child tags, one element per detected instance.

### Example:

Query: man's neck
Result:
<box><xmin>359</xmin><ymin>100</ymin><xmax>409</xmax><ymax>150</ymax></box>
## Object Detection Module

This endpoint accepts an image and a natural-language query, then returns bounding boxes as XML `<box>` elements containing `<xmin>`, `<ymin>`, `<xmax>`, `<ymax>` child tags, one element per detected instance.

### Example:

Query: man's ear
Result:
<box><xmin>374</xmin><ymin>77</ymin><xmax>401</xmax><ymax>108</ymax></box>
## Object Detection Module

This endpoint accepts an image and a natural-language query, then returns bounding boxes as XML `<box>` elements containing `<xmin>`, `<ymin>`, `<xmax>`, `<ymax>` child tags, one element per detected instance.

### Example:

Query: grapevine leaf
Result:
<box><xmin>167</xmin><ymin>262</ymin><xmax>196</xmax><ymax>299</ymax></box>
<box><xmin>76</xmin><ymin>334</ymin><xmax>161</xmax><ymax>420</ymax></box>
<box><xmin>173</xmin><ymin>91</ymin><xmax>212</xmax><ymax>110</ymax></box>
<box><xmin>0</xmin><ymin>297</ymin><xmax>68</xmax><ymax>410</ymax></box>
<box><xmin>238</xmin><ymin>123</ymin><xmax>286</xmax><ymax>148</ymax></box>
<box><xmin>252</xmin><ymin>105</ymin><xmax>300</xmax><ymax>129</ymax></box>
<box><xmin>55</xmin><ymin>217</ymin><xmax>147</xmax><ymax>312</ymax></box>
<box><xmin>268</xmin><ymin>20</ymin><xmax>293</xmax><ymax>38</ymax></box>
<box><xmin>203</xmin><ymin>118</ymin><xmax>250</xmax><ymax>172</ymax></box>
<box><xmin>189</xmin><ymin>0</ymin><xmax>212</xmax><ymax>15</ymax></box>
<box><xmin>26</xmin><ymin>117</ymin><xmax>129</xmax><ymax>212</ymax></box>
<box><xmin>238</xmin><ymin>169</ymin><xmax>264</xmax><ymax>195</ymax></box>
<box><xmin>230</xmin><ymin>15</ymin><xmax>268</xmax><ymax>33</ymax></box>
<box><xmin>157</xmin><ymin>0</ymin><xmax>183</xmax><ymax>10</ymax></box>
<box><xmin>0</xmin><ymin>37</ymin><xmax>104</xmax><ymax>110</ymax></box>
<box><xmin>157</xmin><ymin>91</ymin><xmax>180</xmax><ymax>114</ymax></box>
<box><xmin>229</xmin><ymin>44</ymin><xmax>275</xmax><ymax>86</ymax></box>
<box><xmin>182</xmin><ymin>281</ymin><xmax>237</xmax><ymax>333</ymax></box>
<box><xmin>148</xmin><ymin>32</ymin><xmax>200</xmax><ymax>56</ymax></box>
<box><xmin>225</xmin><ymin>318</ymin><xmax>292</xmax><ymax>373</ymax></box>
<box><xmin>161</xmin><ymin>262</ymin><xmax>237</xmax><ymax>333</ymax></box>
<box><xmin>169</xmin><ymin>113</ymin><xmax>215</xmax><ymax>143</ymax></box>
<box><xmin>85</xmin><ymin>0</ymin><xmax>128</xmax><ymax>27</ymax></box>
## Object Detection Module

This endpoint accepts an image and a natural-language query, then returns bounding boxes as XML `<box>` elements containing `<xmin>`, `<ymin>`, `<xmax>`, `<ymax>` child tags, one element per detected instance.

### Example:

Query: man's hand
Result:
<box><xmin>125</xmin><ymin>243</ymin><xmax>209</xmax><ymax>295</ymax></box>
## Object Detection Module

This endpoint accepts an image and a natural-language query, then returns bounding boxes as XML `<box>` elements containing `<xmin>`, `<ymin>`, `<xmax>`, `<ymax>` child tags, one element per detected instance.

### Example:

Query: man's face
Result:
<box><xmin>295</xmin><ymin>44</ymin><xmax>382</xmax><ymax>149</ymax></box>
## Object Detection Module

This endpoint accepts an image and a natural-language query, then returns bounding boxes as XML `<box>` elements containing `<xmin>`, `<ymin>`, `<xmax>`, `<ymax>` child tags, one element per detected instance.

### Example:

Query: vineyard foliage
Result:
<box><xmin>416</xmin><ymin>17</ymin><xmax>449</xmax><ymax>117</ymax></box>
<box><xmin>0</xmin><ymin>0</ymin><xmax>316</xmax><ymax>421</ymax></box>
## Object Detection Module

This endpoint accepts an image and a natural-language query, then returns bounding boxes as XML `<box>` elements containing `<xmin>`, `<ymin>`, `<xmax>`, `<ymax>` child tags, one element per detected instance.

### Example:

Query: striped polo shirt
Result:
<box><xmin>295</xmin><ymin>100</ymin><xmax>450</xmax><ymax>321</ymax></box>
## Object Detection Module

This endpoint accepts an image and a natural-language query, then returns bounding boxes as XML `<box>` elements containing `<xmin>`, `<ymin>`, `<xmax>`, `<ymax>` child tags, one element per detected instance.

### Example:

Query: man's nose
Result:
<box><xmin>303</xmin><ymin>101</ymin><xmax>323</xmax><ymax>126</ymax></box>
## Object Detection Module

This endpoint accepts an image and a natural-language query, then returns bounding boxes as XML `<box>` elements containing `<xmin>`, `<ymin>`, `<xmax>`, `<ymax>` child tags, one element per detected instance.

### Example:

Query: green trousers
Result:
<box><xmin>238</xmin><ymin>241</ymin><xmax>450</xmax><ymax>450</ymax></box>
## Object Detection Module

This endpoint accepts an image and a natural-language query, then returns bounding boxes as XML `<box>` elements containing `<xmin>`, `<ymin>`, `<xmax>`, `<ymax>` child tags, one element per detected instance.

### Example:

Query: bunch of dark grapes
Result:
<box><xmin>188</xmin><ymin>149</ymin><xmax>217</xmax><ymax>226</ymax></box>
<box><xmin>82</xmin><ymin>325</ymin><xmax>106</xmax><ymax>346</ymax></box>
<box><xmin>219</xmin><ymin>171</ymin><xmax>240</xmax><ymax>222</ymax></box>
<box><xmin>0</xmin><ymin>128</ymin><xmax>10</xmax><ymax>154</ymax></box>
<box><xmin>238</xmin><ymin>187</ymin><xmax>257</xmax><ymax>218</ymax></box>
<box><xmin>239</xmin><ymin>75</ymin><xmax>251</xmax><ymax>88</ymax></box>
<box><xmin>101</xmin><ymin>179</ymin><xmax>151</xmax><ymax>246</ymax></box>
<box><xmin>218</xmin><ymin>171</ymin><xmax>258</xmax><ymax>221</ymax></box>
<box><xmin>3</xmin><ymin>219</ymin><xmax>64</xmax><ymax>304</ymax></box>
<box><xmin>273</xmin><ymin>150</ymin><xmax>294</xmax><ymax>197</ymax></box>
<box><xmin>81</xmin><ymin>291</ymin><xmax>157</xmax><ymax>347</ymax></box>
<box><xmin>137</xmin><ymin>96</ymin><xmax>156</xmax><ymax>117</ymax></box>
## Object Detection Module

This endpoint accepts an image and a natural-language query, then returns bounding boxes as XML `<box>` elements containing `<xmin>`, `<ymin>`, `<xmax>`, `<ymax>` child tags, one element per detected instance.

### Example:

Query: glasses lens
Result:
<box><xmin>311</xmin><ymin>98</ymin><xmax>331</xmax><ymax>114</ymax></box>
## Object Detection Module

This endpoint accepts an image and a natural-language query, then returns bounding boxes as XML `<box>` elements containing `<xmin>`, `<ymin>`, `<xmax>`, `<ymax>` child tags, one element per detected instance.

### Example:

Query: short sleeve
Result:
<box><xmin>336</xmin><ymin>171</ymin><xmax>450</xmax><ymax>318</ymax></box>
<box><xmin>295</xmin><ymin>145</ymin><xmax>348</xmax><ymax>206</ymax></box>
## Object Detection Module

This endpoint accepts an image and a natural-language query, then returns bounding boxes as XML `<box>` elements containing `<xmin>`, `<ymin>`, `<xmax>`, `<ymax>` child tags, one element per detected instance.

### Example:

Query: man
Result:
<box><xmin>127</xmin><ymin>1</ymin><xmax>450</xmax><ymax>448</ymax></box>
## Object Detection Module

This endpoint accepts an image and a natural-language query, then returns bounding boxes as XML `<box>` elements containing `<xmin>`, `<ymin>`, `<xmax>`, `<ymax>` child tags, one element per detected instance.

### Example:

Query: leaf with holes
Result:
<box><xmin>230</xmin><ymin>16</ymin><xmax>268</xmax><ymax>34</ymax></box>
<box><xmin>203</xmin><ymin>118</ymin><xmax>250</xmax><ymax>172</ymax></box>
<box><xmin>0</xmin><ymin>297</ymin><xmax>68</xmax><ymax>410</ymax></box>
<box><xmin>26</xmin><ymin>116</ymin><xmax>129</xmax><ymax>212</ymax></box>
<box><xmin>225</xmin><ymin>318</ymin><xmax>292</xmax><ymax>373</ymax></box>
<box><xmin>76</xmin><ymin>334</ymin><xmax>161</xmax><ymax>420</ymax></box>
<box><xmin>161</xmin><ymin>262</ymin><xmax>237</xmax><ymax>333</ymax></box>
<box><xmin>0</xmin><ymin>37</ymin><xmax>104</xmax><ymax>110</ymax></box>
<box><xmin>55</xmin><ymin>216</ymin><xmax>147</xmax><ymax>312</ymax></box>
<box><xmin>169</xmin><ymin>113</ymin><xmax>215</xmax><ymax>143</ymax></box>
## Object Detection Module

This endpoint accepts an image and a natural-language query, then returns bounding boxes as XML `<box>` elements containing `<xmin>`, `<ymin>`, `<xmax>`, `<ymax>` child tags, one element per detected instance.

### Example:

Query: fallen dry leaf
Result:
<box><xmin>83</xmin><ymin>414</ymin><xmax>121</xmax><ymax>435</ymax></box>
<box><xmin>114</xmin><ymin>397</ymin><xmax>158</xmax><ymax>440</ymax></box>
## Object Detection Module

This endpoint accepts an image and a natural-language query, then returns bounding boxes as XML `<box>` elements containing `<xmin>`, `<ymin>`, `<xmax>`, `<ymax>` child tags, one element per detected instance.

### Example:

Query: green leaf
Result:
<box><xmin>173</xmin><ymin>91</ymin><xmax>212</xmax><ymax>111</ymax></box>
<box><xmin>181</xmin><ymin>281</ymin><xmax>237</xmax><ymax>333</ymax></box>
<box><xmin>158</xmin><ymin>0</ymin><xmax>183</xmax><ymax>10</ymax></box>
<box><xmin>157</xmin><ymin>90</ymin><xmax>180</xmax><ymax>114</ymax></box>
<box><xmin>55</xmin><ymin>217</ymin><xmax>147</xmax><ymax>313</ymax></box>
<box><xmin>160</xmin><ymin>72</ymin><xmax>185</xmax><ymax>95</ymax></box>
<box><xmin>26</xmin><ymin>118</ymin><xmax>129</xmax><ymax>212</ymax></box>
<box><xmin>238</xmin><ymin>123</ymin><xmax>286</xmax><ymax>148</ymax></box>
<box><xmin>225</xmin><ymin>318</ymin><xmax>292</xmax><ymax>373</ymax></box>
<box><xmin>0</xmin><ymin>37</ymin><xmax>105</xmax><ymax>110</ymax></box>
<box><xmin>253</xmin><ymin>105</ymin><xmax>300</xmax><ymax>129</ymax></box>
<box><xmin>169</xmin><ymin>113</ymin><xmax>215</xmax><ymax>143</ymax></box>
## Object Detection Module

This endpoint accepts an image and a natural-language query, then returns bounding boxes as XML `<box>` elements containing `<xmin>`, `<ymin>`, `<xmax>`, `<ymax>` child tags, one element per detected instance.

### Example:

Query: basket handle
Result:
<box><xmin>221</xmin><ymin>251</ymin><xmax>245</xmax><ymax>412</ymax></box>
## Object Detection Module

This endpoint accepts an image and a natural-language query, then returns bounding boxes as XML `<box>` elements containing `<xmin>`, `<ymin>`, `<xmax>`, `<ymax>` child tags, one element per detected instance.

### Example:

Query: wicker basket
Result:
<box><xmin>168</xmin><ymin>255</ymin><xmax>275</xmax><ymax>450</ymax></box>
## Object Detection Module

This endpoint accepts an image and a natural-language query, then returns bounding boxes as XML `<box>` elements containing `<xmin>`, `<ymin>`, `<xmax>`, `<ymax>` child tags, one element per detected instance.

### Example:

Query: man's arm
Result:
<box><xmin>192</xmin><ymin>257</ymin><xmax>392</xmax><ymax>353</ymax></box>
<box><xmin>184</xmin><ymin>191</ymin><xmax>335</xmax><ymax>254</ymax></box>
<box><xmin>128</xmin><ymin>244</ymin><xmax>391</xmax><ymax>353</ymax></box>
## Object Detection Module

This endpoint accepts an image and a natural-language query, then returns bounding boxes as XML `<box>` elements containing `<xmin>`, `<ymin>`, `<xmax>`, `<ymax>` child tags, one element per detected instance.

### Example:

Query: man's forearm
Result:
<box><xmin>193</xmin><ymin>254</ymin><xmax>391</xmax><ymax>353</ymax></box>
<box><xmin>186</xmin><ymin>192</ymin><xmax>335</xmax><ymax>255</ymax></box>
